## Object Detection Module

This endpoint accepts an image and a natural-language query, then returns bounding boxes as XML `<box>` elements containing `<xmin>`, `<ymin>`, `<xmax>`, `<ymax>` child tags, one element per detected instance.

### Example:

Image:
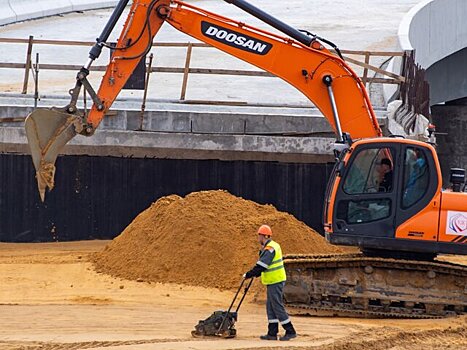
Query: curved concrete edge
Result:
<box><xmin>397</xmin><ymin>0</ymin><xmax>431</xmax><ymax>51</ymax></box>
<box><xmin>0</xmin><ymin>0</ymin><xmax>118</xmax><ymax>27</ymax></box>
<box><xmin>0</xmin><ymin>0</ymin><xmax>17</xmax><ymax>26</ymax></box>
<box><xmin>398</xmin><ymin>0</ymin><xmax>467</xmax><ymax>68</ymax></box>
<box><xmin>70</xmin><ymin>0</ymin><xmax>118</xmax><ymax>12</ymax></box>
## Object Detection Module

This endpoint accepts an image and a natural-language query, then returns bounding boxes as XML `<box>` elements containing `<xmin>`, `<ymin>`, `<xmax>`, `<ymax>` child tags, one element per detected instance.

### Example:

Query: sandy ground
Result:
<box><xmin>0</xmin><ymin>241</ymin><xmax>465</xmax><ymax>350</ymax></box>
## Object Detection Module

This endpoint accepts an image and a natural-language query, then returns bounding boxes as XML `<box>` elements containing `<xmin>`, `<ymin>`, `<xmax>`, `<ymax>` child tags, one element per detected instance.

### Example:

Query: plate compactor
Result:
<box><xmin>191</xmin><ymin>278</ymin><xmax>253</xmax><ymax>338</ymax></box>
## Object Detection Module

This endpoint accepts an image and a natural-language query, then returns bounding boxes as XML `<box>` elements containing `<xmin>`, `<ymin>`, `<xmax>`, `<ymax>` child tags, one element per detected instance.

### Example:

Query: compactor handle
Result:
<box><xmin>235</xmin><ymin>278</ymin><xmax>253</xmax><ymax>313</ymax></box>
<box><xmin>216</xmin><ymin>277</ymin><xmax>253</xmax><ymax>335</ymax></box>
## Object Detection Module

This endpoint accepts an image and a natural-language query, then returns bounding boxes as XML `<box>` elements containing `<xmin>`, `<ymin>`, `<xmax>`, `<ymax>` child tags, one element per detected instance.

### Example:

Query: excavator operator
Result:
<box><xmin>243</xmin><ymin>225</ymin><xmax>297</xmax><ymax>341</ymax></box>
<box><xmin>378</xmin><ymin>158</ymin><xmax>393</xmax><ymax>192</ymax></box>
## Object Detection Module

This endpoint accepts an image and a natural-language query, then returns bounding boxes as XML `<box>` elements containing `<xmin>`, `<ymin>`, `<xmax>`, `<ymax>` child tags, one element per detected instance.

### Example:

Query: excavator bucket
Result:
<box><xmin>24</xmin><ymin>108</ymin><xmax>83</xmax><ymax>201</ymax></box>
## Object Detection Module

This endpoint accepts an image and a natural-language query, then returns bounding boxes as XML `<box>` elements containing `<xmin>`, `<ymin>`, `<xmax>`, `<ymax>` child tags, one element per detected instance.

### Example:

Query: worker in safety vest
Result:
<box><xmin>243</xmin><ymin>224</ymin><xmax>297</xmax><ymax>341</ymax></box>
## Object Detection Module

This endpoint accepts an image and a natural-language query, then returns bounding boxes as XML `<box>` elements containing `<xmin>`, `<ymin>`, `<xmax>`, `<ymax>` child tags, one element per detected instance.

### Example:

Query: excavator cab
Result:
<box><xmin>323</xmin><ymin>138</ymin><xmax>464</xmax><ymax>258</ymax></box>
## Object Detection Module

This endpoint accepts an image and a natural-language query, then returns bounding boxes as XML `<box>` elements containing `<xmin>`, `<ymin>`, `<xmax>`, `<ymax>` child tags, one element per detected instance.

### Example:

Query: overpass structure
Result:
<box><xmin>399</xmin><ymin>0</ymin><xmax>467</xmax><ymax>105</ymax></box>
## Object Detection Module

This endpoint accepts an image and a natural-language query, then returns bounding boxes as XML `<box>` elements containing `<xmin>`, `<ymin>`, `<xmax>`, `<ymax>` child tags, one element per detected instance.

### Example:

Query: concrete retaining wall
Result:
<box><xmin>398</xmin><ymin>0</ymin><xmax>467</xmax><ymax>69</ymax></box>
<box><xmin>0</xmin><ymin>0</ymin><xmax>118</xmax><ymax>26</ymax></box>
<box><xmin>0</xmin><ymin>104</ymin><xmax>346</xmax><ymax>163</ymax></box>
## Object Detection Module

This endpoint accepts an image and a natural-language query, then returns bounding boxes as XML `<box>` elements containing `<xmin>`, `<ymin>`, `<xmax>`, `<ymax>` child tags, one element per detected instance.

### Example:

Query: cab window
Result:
<box><xmin>343</xmin><ymin>148</ymin><xmax>394</xmax><ymax>194</ymax></box>
<box><xmin>337</xmin><ymin>198</ymin><xmax>391</xmax><ymax>224</ymax></box>
<box><xmin>402</xmin><ymin>147</ymin><xmax>429</xmax><ymax>208</ymax></box>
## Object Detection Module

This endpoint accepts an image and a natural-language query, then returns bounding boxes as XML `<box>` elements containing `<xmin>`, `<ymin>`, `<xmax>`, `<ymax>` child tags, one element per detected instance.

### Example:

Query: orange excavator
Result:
<box><xmin>25</xmin><ymin>0</ymin><xmax>466</xmax><ymax>317</ymax></box>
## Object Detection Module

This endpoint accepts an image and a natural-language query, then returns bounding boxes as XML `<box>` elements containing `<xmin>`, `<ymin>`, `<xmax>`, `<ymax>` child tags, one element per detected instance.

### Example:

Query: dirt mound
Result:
<box><xmin>92</xmin><ymin>190</ymin><xmax>342</xmax><ymax>290</ymax></box>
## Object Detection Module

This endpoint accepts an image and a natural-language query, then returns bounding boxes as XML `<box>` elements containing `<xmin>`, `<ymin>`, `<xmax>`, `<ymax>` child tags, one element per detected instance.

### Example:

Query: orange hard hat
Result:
<box><xmin>257</xmin><ymin>224</ymin><xmax>272</xmax><ymax>236</ymax></box>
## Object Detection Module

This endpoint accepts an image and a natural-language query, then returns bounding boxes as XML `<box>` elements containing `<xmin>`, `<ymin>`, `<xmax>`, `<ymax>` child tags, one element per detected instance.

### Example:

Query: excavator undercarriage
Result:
<box><xmin>283</xmin><ymin>254</ymin><xmax>467</xmax><ymax>318</ymax></box>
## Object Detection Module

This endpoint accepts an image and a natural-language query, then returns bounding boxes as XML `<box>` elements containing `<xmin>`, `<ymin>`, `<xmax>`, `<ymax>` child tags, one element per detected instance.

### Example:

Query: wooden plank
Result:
<box><xmin>139</xmin><ymin>53</ymin><xmax>154</xmax><ymax>130</ymax></box>
<box><xmin>0</xmin><ymin>63</ymin><xmax>27</xmax><ymax>69</ymax></box>
<box><xmin>0</xmin><ymin>62</ymin><xmax>271</xmax><ymax>77</ymax></box>
<box><xmin>362</xmin><ymin>52</ymin><xmax>370</xmax><ymax>86</ymax></box>
<box><xmin>22</xmin><ymin>36</ymin><xmax>34</xmax><ymax>94</ymax></box>
<box><xmin>0</xmin><ymin>117</ymin><xmax>27</xmax><ymax>122</ymax></box>
<box><xmin>0</xmin><ymin>61</ymin><xmax>402</xmax><ymax>84</ymax></box>
<box><xmin>366</xmin><ymin>78</ymin><xmax>401</xmax><ymax>84</ymax></box>
<box><xmin>0</xmin><ymin>37</ymin><xmax>211</xmax><ymax>48</ymax></box>
<box><xmin>342</xmin><ymin>55</ymin><xmax>405</xmax><ymax>82</ymax></box>
<box><xmin>0</xmin><ymin>37</ymin><xmax>404</xmax><ymax>55</ymax></box>
<box><xmin>180</xmin><ymin>68</ymin><xmax>271</xmax><ymax>76</ymax></box>
<box><xmin>339</xmin><ymin>49</ymin><xmax>405</xmax><ymax>56</ymax></box>
<box><xmin>180</xmin><ymin>43</ymin><xmax>193</xmax><ymax>100</ymax></box>
<box><xmin>0</xmin><ymin>60</ymin><xmax>404</xmax><ymax>86</ymax></box>
<box><xmin>181</xmin><ymin>99</ymin><xmax>249</xmax><ymax>106</ymax></box>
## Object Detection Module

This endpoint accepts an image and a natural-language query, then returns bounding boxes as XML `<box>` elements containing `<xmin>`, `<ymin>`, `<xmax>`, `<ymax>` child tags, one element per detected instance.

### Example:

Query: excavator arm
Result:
<box><xmin>25</xmin><ymin>0</ymin><xmax>382</xmax><ymax>200</ymax></box>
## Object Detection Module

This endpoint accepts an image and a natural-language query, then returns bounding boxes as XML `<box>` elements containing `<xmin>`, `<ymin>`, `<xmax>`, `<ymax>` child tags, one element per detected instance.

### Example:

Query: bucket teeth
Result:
<box><xmin>25</xmin><ymin>108</ymin><xmax>83</xmax><ymax>201</ymax></box>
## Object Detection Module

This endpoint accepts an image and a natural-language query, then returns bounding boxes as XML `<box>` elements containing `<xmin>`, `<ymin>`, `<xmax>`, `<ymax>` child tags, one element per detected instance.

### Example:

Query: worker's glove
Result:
<box><xmin>243</xmin><ymin>271</ymin><xmax>254</xmax><ymax>279</ymax></box>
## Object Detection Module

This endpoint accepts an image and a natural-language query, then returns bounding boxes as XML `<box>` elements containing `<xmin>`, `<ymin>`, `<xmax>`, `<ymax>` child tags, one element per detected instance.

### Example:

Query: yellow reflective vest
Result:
<box><xmin>260</xmin><ymin>240</ymin><xmax>286</xmax><ymax>285</ymax></box>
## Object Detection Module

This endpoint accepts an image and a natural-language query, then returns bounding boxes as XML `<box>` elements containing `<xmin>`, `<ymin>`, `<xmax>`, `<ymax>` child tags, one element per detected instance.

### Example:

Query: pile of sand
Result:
<box><xmin>92</xmin><ymin>190</ymin><xmax>342</xmax><ymax>290</ymax></box>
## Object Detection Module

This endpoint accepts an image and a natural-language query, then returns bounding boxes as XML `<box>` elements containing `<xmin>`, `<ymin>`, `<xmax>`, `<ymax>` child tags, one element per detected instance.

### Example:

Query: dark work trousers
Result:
<box><xmin>266</xmin><ymin>281</ymin><xmax>290</xmax><ymax>326</ymax></box>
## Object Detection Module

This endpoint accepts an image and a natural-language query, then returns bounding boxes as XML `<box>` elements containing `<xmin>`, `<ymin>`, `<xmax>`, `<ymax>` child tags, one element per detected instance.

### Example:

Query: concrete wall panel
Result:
<box><xmin>0</xmin><ymin>0</ymin><xmax>117</xmax><ymax>26</ymax></box>
<box><xmin>428</xmin><ymin>1</ymin><xmax>457</xmax><ymax>66</ymax></box>
<box><xmin>70</xmin><ymin>0</ymin><xmax>118</xmax><ymax>12</ymax></box>
<box><xmin>8</xmin><ymin>0</ymin><xmax>45</xmax><ymax>23</ymax></box>
<box><xmin>456</xmin><ymin>0</ymin><xmax>467</xmax><ymax>48</ymax></box>
<box><xmin>0</xmin><ymin>0</ymin><xmax>16</xmax><ymax>25</ymax></box>
<box><xmin>427</xmin><ymin>47</ymin><xmax>467</xmax><ymax>104</ymax></box>
<box><xmin>40</xmin><ymin>1</ymin><xmax>74</xmax><ymax>17</ymax></box>
<box><xmin>399</xmin><ymin>0</ymin><xmax>467</xmax><ymax>68</ymax></box>
<box><xmin>398</xmin><ymin>0</ymin><xmax>467</xmax><ymax>103</ymax></box>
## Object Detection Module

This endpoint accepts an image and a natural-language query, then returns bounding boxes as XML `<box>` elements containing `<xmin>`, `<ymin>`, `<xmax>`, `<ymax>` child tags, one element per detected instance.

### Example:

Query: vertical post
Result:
<box><xmin>22</xmin><ymin>35</ymin><xmax>34</xmax><ymax>94</ymax></box>
<box><xmin>34</xmin><ymin>53</ymin><xmax>39</xmax><ymax>108</ymax></box>
<box><xmin>399</xmin><ymin>51</ymin><xmax>409</xmax><ymax>104</ymax></box>
<box><xmin>139</xmin><ymin>53</ymin><xmax>154</xmax><ymax>130</ymax></box>
<box><xmin>362</xmin><ymin>52</ymin><xmax>370</xmax><ymax>87</ymax></box>
<box><xmin>180</xmin><ymin>43</ymin><xmax>193</xmax><ymax>101</ymax></box>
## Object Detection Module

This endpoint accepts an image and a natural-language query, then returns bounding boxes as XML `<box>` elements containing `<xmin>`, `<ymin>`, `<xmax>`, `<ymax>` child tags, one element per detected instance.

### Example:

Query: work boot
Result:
<box><xmin>260</xmin><ymin>323</ymin><xmax>278</xmax><ymax>340</ymax></box>
<box><xmin>259</xmin><ymin>334</ymin><xmax>277</xmax><ymax>340</ymax></box>
<box><xmin>279</xmin><ymin>322</ymin><xmax>297</xmax><ymax>341</ymax></box>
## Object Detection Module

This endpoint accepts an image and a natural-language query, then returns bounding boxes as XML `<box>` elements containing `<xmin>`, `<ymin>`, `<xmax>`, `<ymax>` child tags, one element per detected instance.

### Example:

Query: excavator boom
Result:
<box><xmin>25</xmin><ymin>0</ymin><xmax>381</xmax><ymax>201</ymax></box>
